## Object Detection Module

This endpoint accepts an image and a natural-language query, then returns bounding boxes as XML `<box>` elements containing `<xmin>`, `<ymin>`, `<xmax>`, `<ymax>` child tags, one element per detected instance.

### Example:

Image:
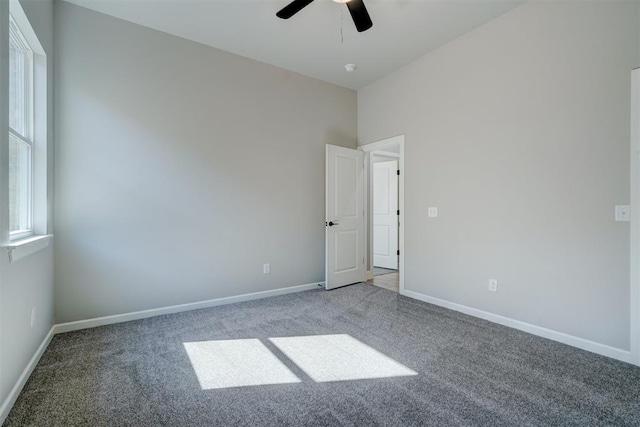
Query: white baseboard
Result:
<box><xmin>365</xmin><ymin>270</ymin><xmax>374</xmax><ymax>281</ymax></box>
<box><xmin>0</xmin><ymin>326</ymin><xmax>55</xmax><ymax>425</ymax></box>
<box><xmin>54</xmin><ymin>282</ymin><xmax>323</xmax><ymax>334</ymax></box>
<box><xmin>401</xmin><ymin>289</ymin><xmax>634</xmax><ymax>365</ymax></box>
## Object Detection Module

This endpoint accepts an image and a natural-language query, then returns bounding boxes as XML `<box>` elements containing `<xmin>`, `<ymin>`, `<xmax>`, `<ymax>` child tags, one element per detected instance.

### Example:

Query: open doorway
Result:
<box><xmin>359</xmin><ymin>136</ymin><xmax>405</xmax><ymax>294</ymax></box>
<box><xmin>370</xmin><ymin>155</ymin><xmax>399</xmax><ymax>291</ymax></box>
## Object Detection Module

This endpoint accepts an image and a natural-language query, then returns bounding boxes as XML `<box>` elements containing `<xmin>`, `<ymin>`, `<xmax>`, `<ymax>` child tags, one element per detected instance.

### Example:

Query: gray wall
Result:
<box><xmin>54</xmin><ymin>2</ymin><xmax>357</xmax><ymax>323</ymax></box>
<box><xmin>0</xmin><ymin>0</ymin><xmax>55</xmax><ymax>411</ymax></box>
<box><xmin>358</xmin><ymin>1</ymin><xmax>639</xmax><ymax>350</ymax></box>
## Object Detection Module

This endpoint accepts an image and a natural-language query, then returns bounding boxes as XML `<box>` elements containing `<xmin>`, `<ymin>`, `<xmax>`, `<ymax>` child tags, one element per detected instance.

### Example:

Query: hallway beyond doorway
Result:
<box><xmin>367</xmin><ymin>272</ymin><xmax>399</xmax><ymax>292</ymax></box>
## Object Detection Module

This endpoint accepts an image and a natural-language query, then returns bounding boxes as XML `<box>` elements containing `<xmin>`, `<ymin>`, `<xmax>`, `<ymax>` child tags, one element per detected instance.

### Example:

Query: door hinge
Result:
<box><xmin>397</xmin><ymin>209</ymin><xmax>400</xmax><ymax>215</ymax></box>
<box><xmin>397</xmin><ymin>250</ymin><xmax>400</xmax><ymax>256</ymax></box>
<box><xmin>397</xmin><ymin>170</ymin><xmax>400</xmax><ymax>176</ymax></box>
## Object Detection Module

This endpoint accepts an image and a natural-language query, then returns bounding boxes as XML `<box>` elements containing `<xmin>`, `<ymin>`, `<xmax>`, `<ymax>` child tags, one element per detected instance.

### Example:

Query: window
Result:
<box><xmin>9</xmin><ymin>15</ymin><xmax>34</xmax><ymax>241</ymax></box>
<box><xmin>5</xmin><ymin>3</ymin><xmax>50</xmax><ymax>262</ymax></box>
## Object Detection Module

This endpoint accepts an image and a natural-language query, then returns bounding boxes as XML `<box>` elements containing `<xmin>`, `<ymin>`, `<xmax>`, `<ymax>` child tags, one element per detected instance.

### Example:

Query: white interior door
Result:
<box><xmin>325</xmin><ymin>144</ymin><xmax>365</xmax><ymax>290</ymax></box>
<box><xmin>373</xmin><ymin>160</ymin><xmax>398</xmax><ymax>269</ymax></box>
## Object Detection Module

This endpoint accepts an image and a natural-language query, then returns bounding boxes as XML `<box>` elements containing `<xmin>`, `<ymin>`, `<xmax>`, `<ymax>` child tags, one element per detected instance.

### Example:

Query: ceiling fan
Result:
<box><xmin>276</xmin><ymin>0</ymin><xmax>373</xmax><ymax>33</ymax></box>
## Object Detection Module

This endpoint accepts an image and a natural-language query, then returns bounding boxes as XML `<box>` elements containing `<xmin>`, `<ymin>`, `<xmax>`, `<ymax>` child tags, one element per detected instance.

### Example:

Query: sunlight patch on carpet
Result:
<box><xmin>269</xmin><ymin>334</ymin><xmax>417</xmax><ymax>382</ymax></box>
<box><xmin>183</xmin><ymin>339</ymin><xmax>301</xmax><ymax>390</ymax></box>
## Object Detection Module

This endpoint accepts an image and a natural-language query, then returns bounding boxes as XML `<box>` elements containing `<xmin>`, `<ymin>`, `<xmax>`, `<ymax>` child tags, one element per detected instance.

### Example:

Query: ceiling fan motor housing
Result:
<box><xmin>276</xmin><ymin>0</ymin><xmax>373</xmax><ymax>33</ymax></box>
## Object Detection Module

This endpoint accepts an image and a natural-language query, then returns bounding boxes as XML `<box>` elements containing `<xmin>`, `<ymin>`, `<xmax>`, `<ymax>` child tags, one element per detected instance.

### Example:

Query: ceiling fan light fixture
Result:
<box><xmin>277</xmin><ymin>0</ymin><xmax>372</xmax><ymax>33</ymax></box>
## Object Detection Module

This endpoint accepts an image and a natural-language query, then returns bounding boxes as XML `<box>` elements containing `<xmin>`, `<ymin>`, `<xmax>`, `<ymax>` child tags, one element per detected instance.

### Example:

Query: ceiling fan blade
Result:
<box><xmin>346</xmin><ymin>0</ymin><xmax>372</xmax><ymax>32</ymax></box>
<box><xmin>276</xmin><ymin>0</ymin><xmax>315</xmax><ymax>19</ymax></box>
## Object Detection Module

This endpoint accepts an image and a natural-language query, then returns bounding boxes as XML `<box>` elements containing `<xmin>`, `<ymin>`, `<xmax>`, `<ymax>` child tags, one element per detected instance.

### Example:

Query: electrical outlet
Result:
<box><xmin>428</xmin><ymin>207</ymin><xmax>438</xmax><ymax>218</ymax></box>
<box><xmin>615</xmin><ymin>205</ymin><xmax>630</xmax><ymax>222</ymax></box>
<box><xmin>488</xmin><ymin>279</ymin><xmax>498</xmax><ymax>293</ymax></box>
<box><xmin>263</xmin><ymin>263</ymin><xmax>271</xmax><ymax>274</ymax></box>
<box><xmin>30</xmin><ymin>307</ymin><xmax>36</xmax><ymax>328</ymax></box>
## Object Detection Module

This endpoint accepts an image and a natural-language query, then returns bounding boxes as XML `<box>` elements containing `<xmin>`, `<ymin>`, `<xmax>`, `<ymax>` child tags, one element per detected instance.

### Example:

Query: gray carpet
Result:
<box><xmin>5</xmin><ymin>283</ymin><xmax>640</xmax><ymax>426</ymax></box>
<box><xmin>374</xmin><ymin>267</ymin><xmax>397</xmax><ymax>276</ymax></box>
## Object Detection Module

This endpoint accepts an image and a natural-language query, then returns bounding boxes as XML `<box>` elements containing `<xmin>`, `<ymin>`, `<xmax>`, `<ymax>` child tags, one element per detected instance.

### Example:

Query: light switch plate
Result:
<box><xmin>615</xmin><ymin>205</ymin><xmax>630</xmax><ymax>222</ymax></box>
<box><xmin>428</xmin><ymin>207</ymin><xmax>438</xmax><ymax>218</ymax></box>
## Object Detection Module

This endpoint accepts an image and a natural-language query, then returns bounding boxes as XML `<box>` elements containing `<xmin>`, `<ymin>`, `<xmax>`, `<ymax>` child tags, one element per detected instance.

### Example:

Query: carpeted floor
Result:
<box><xmin>5</xmin><ymin>283</ymin><xmax>640</xmax><ymax>426</ymax></box>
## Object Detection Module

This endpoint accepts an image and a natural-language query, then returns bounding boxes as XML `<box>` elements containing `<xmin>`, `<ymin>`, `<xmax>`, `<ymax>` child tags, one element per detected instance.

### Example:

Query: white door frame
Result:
<box><xmin>359</xmin><ymin>135</ymin><xmax>405</xmax><ymax>294</ymax></box>
<box><xmin>631</xmin><ymin>68</ymin><xmax>640</xmax><ymax>366</ymax></box>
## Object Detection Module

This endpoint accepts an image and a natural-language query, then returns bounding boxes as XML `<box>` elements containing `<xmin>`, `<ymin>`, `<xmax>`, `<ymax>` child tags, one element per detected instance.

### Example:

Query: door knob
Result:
<box><xmin>328</xmin><ymin>221</ymin><xmax>339</xmax><ymax>227</ymax></box>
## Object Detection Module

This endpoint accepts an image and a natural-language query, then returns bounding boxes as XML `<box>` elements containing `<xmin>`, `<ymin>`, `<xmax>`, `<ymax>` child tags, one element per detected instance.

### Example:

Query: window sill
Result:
<box><xmin>5</xmin><ymin>234</ymin><xmax>53</xmax><ymax>263</ymax></box>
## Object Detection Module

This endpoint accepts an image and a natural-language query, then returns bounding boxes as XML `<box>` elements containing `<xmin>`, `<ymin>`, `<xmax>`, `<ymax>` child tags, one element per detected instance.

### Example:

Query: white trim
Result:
<box><xmin>372</xmin><ymin>150</ymin><xmax>400</xmax><ymax>159</ymax></box>
<box><xmin>8</xmin><ymin>125</ymin><xmax>33</xmax><ymax>148</ymax></box>
<box><xmin>0</xmin><ymin>327</ymin><xmax>54</xmax><ymax>425</ymax></box>
<box><xmin>359</xmin><ymin>135</ymin><xmax>405</xmax><ymax>294</ymax></box>
<box><xmin>31</xmin><ymin>46</ymin><xmax>48</xmax><ymax>237</ymax></box>
<box><xmin>9</xmin><ymin>229</ymin><xmax>33</xmax><ymax>242</ymax></box>
<box><xmin>8</xmin><ymin>0</ymin><xmax>44</xmax><ymax>55</ymax></box>
<box><xmin>359</xmin><ymin>135</ymin><xmax>404</xmax><ymax>152</ymax></box>
<box><xmin>402</xmin><ymin>289</ymin><xmax>633</xmax><ymax>364</ymax></box>
<box><xmin>54</xmin><ymin>282</ymin><xmax>323</xmax><ymax>334</ymax></box>
<box><xmin>5</xmin><ymin>234</ymin><xmax>52</xmax><ymax>263</ymax></box>
<box><xmin>631</xmin><ymin>68</ymin><xmax>640</xmax><ymax>366</ymax></box>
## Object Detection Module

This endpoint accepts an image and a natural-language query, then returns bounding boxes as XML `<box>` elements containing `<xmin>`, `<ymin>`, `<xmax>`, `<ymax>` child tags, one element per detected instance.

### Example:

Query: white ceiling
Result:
<box><xmin>63</xmin><ymin>0</ymin><xmax>524</xmax><ymax>90</ymax></box>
